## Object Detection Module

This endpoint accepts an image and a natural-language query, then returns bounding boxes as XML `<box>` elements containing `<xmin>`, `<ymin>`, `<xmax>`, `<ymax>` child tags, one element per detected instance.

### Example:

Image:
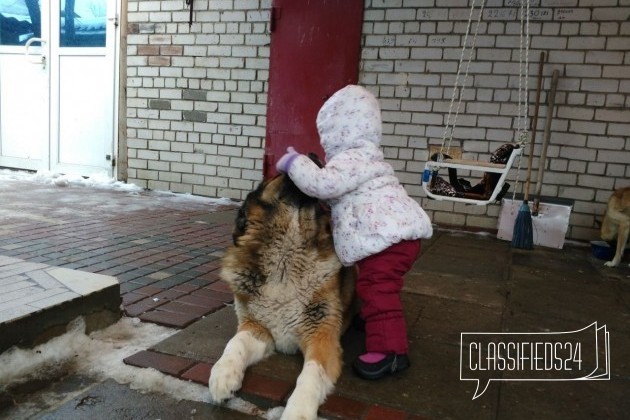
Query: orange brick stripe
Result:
<box><xmin>124</xmin><ymin>349</ymin><xmax>417</xmax><ymax>419</ymax></box>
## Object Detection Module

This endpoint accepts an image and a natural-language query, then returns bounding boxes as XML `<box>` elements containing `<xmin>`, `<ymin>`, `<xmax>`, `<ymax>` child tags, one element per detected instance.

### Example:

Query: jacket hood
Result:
<box><xmin>316</xmin><ymin>85</ymin><xmax>382</xmax><ymax>159</ymax></box>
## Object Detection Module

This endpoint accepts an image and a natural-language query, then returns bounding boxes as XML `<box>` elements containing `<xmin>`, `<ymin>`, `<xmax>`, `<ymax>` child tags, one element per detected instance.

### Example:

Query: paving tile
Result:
<box><xmin>126</xmin><ymin>276</ymin><xmax>161</xmax><ymax>286</ymax></box>
<box><xmin>153</xmin><ymin>276</ymin><xmax>194</xmax><ymax>289</ymax></box>
<box><xmin>134</xmin><ymin>285</ymin><xmax>164</xmax><ymax>296</ymax></box>
<box><xmin>0</xmin><ymin>244</ymin><xmax>24</xmax><ymax>251</ymax></box>
<box><xmin>0</xmin><ymin>282</ymin><xmax>46</xmax><ymax>304</ymax></box>
<box><xmin>26</xmin><ymin>269</ymin><xmax>64</xmax><ymax>289</ymax></box>
<box><xmin>124</xmin><ymin>296</ymin><xmax>167</xmax><ymax>317</ymax></box>
<box><xmin>193</xmin><ymin>287</ymin><xmax>234</xmax><ymax>303</ymax></box>
<box><xmin>172</xmin><ymin>283</ymin><xmax>201</xmax><ymax>293</ymax></box>
<box><xmin>121</xmin><ymin>292</ymin><xmax>147</xmax><ymax>306</ymax></box>
<box><xmin>139</xmin><ymin>309</ymin><xmax>200</xmax><ymax>328</ymax></box>
<box><xmin>147</xmin><ymin>271</ymin><xmax>173</xmax><ymax>280</ymax></box>
<box><xmin>123</xmin><ymin>350</ymin><xmax>196</xmax><ymax>376</ymax></box>
<box><xmin>119</xmin><ymin>282</ymin><xmax>145</xmax><ymax>293</ymax></box>
<box><xmin>1</xmin><ymin>280</ymin><xmax>36</xmax><ymax>294</ymax></box>
<box><xmin>29</xmin><ymin>290</ymin><xmax>82</xmax><ymax>309</ymax></box>
<box><xmin>97</xmin><ymin>264</ymin><xmax>138</xmax><ymax>276</ymax></box>
<box><xmin>319</xmin><ymin>393</ymin><xmax>369</xmax><ymax>420</ymax></box>
<box><xmin>0</xmin><ymin>286</ymin><xmax>62</xmax><ymax>307</ymax></box>
<box><xmin>158</xmin><ymin>301</ymin><xmax>219</xmax><ymax>317</ymax></box>
<box><xmin>181</xmin><ymin>362</ymin><xmax>213</xmax><ymax>384</ymax></box>
<box><xmin>239</xmin><ymin>372</ymin><xmax>294</xmax><ymax>404</ymax></box>
<box><xmin>153</xmin><ymin>288</ymin><xmax>188</xmax><ymax>301</ymax></box>
<box><xmin>197</xmin><ymin>271</ymin><xmax>222</xmax><ymax>283</ymax></box>
<box><xmin>186</xmin><ymin>277</ymin><xmax>215</xmax><ymax>287</ymax></box>
<box><xmin>0</xmin><ymin>262</ymin><xmax>48</xmax><ymax>277</ymax></box>
<box><xmin>175</xmin><ymin>293</ymin><xmax>225</xmax><ymax>310</ymax></box>
<box><xmin>131</xmin><ymin>239</ymin><xmax>153</xmax><ymax>245</ymax></box>
<box><xmin>0</xmin><ymin>305</ymin><xmax>38</xmax><ymax>323</ymax></box>
<box><xmin>46</xmin><ymin>267</ymin><xmax>118</xmax><ymax>296</ymax></box>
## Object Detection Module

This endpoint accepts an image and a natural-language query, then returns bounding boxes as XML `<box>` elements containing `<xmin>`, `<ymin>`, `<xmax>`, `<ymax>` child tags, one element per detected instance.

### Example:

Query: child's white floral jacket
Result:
<box><xmin>286</xmin><ymin>85</ymin><xmax>433</xmax><ymax>266</ymax></box>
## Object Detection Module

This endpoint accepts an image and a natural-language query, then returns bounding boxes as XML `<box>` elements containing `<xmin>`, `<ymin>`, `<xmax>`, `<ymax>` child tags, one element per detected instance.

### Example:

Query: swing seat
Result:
<box><xmin>421</xmin><ymin>143</ymin><xmax>522</xmax><ymax>205</ymax></box>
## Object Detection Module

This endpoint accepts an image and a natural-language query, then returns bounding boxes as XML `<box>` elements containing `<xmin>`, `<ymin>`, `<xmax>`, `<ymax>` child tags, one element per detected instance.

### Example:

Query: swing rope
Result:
<box><xmin>512</xmin><ymin>0</ymin><xmax>531</xmax><ymax>200</ymax></box>
<box><xmin>440</xmin><ymin>0</ymin><xmax>486</xmax><ymax>159</ymax></box>
<box><xmin>439</xmin><ymin>0</ymin><xmax>531</xmax><ymax>162</ymax></box>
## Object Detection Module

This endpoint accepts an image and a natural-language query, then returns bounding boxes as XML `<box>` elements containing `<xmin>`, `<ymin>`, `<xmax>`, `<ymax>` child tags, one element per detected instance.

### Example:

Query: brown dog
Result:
<box><xmin>208</xmin><ymin>171</ymin><xmax>356</xmax><ymax>419</ymax></box>
<box><xmin>601</xmin><ymin>186</ymin><xmax>630</xmax><ymax>267</ymax></box>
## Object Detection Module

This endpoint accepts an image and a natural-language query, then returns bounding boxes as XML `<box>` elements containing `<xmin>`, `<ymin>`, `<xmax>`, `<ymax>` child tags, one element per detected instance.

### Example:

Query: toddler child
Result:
<box><xmin>276</xmin><ymin>85</ymin><xmax>433</xmax><ymax>379</ymax></box>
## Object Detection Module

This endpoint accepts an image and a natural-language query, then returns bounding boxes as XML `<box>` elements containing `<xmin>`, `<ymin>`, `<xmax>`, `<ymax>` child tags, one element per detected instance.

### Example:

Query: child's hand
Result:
<box><xmin>276</xmin><ymin>147</ymin><xmax>300</xmax><ymax>173</ymax></box>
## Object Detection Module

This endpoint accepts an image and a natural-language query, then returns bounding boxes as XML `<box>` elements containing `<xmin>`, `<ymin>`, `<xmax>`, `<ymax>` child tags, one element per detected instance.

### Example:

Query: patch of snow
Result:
<box><xmin>0</xmin><ymin>169</ymin><xmax>141</xmax><ymax>192</ymax></box>
<box><xmin>0</xmin><ymin>316</ymin><xmax>271</xmax><ymax>417</ymax></box>
<box><xmin>0</xmin><ymin>317</ymin><xmax>208</xmax><ymax>401</ymax></box>
<box><xmin>0</xmin><ymin>168</ymin><xmax>238</xmax><ymax>208</ymax></box>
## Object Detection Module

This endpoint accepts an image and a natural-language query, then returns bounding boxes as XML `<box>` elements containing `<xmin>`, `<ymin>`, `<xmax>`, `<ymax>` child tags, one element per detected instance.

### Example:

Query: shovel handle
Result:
<box><xmin>524</xmin><ymin>51</ymin><xmax>545</xmax><ymax>201</ymax></box>
<box><xmin>533</xmin><ymin>69</ymin><xmax>559</xmax><ymax>214</ymax></box>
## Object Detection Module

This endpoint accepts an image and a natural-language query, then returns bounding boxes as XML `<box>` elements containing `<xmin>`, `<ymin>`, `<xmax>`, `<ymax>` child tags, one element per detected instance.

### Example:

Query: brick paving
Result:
<box><xmin>0</xmin><ymin>181</ymin><xmax>238</xmax><ymax>328</ymax></box>
<box><xmin>0</xmin><ymin>214</ymin><xmax>235</xmax><ymax>327</ymax></box>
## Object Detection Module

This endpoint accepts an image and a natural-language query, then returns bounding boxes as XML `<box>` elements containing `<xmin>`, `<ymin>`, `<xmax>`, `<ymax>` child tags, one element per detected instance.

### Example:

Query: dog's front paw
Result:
<box><xmin>604</xmin><ymin>260</ymin><xmax>619</xmax><ymax>267</ymax></box>
<box><xmin>208</xmin><ymin>358</ymin><xmax>245</xmax><ymax>403</ymax></box>
<box><xmin>280</xmin><ymin>401</ymin><xmax>317</xmax><ymax>420</ymax></box>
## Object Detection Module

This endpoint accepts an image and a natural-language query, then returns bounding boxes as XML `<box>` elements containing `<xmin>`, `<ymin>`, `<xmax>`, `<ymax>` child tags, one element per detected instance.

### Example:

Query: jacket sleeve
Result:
<box><xmin>287</xmin><ymin>153</ymin><xmax>388</xmax><ymax>200</ymax></box>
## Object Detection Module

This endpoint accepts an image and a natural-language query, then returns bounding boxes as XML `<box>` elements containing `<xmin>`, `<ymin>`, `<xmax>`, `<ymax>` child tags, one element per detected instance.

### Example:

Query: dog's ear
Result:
<box><xmin>594</xmin><ymin>218</ymin><xmax>602</xmax><ymax>229</ymax></box>
<box><xmin>307</xmin><ymin>152</ymin><xmax>324</xmax><ymax>168</ymax></box>
<box><xmin>233</xmin><ymin>180</ymin><xmax>267</xmax><ymax>245</ymax></box>
<box><xmin>232</xmin><ymin>204</ymin><xmax>248</xmax><ymax>245</ymax></box>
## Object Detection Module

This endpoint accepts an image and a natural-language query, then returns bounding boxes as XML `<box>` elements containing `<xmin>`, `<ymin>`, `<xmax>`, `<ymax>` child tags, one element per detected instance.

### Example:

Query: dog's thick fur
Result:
<box><xmin>208</xmin><ymin>172</ymin><xmax>355</xmax><ymax>419</ymax></box>
<box><xmin>601</xmin><ymin>186</ymin><xmax>630</xmax><ymax>267</ymax></box>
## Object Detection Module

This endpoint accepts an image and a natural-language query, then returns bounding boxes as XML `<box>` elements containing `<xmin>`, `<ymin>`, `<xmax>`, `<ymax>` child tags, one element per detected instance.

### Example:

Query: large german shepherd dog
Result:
<box><xmin>209</xmin><ymin>159</ymin><xmax>356</xmax><ymax>419</ymax></box>
<box><xmin>601</xmin><ymin>186</ymin><xmax>630</xmax><ymax>267</ymax></box>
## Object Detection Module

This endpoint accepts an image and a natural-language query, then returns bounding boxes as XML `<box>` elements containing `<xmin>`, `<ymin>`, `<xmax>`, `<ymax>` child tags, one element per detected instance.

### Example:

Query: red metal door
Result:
<box><xmin>264</xmin><ymin>0</ymin><xmax>364</xmax><ymax>178</ymax></box>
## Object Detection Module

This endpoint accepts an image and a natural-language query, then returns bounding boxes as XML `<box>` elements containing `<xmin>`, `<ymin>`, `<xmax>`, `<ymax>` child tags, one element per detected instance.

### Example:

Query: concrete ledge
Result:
<box><xmin>0</xmin><ymin>256</ymin><xmax>121</xmax><ymax>352</ymax></box>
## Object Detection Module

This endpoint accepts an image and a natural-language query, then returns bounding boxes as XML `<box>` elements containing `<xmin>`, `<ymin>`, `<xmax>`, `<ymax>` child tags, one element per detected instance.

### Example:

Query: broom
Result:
<box><xmin>512</xmin><ymin>52</ymin><xmax>545</xmax><ymax>249</ymax></box>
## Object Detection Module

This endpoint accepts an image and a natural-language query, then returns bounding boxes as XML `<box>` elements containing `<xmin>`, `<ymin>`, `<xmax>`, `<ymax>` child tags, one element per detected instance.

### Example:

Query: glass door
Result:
<box><xmin>51</xmin><ymin>0</ymin><xmax>116</xmax><ymax>176</ymax></box>
<box><xmin>0</xmin><ymin>0</ymin><xmax>50</xmax><ymax>171</ymax></box>
<box><xmin>0</xmin><ymin>0</ymin><xmax>118</xmax><ymax>176</ymax></box>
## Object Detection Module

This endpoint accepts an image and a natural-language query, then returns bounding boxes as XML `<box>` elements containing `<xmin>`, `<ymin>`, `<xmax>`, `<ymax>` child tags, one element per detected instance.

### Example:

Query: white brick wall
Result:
<box><xmin>123</xmin><ymin>0</ymin><xmax>629</xmax><ymax>242</ymax></box>
<box><xmin>358</xmin><ymin>0</ymin><xmax>629</xmax><ymax>242</ymax></box>
<box><xmin>125</xmin><ymin>0</ymin><xmax>270</xmax><ymax>200</ymax></box>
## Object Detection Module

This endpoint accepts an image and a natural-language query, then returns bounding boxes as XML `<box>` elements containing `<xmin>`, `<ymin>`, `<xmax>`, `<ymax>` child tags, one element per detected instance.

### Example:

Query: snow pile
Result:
<box><xmin>0</xmin><ymin>168</ymin><xmax>237</xmax><ymax>207</ymax></box>
<box><xmin>0</xmin><ymin>169</ymin><xmax>142</xmax><ymax>192</ymax></box>
<box><xmin>0</xmin><ymin>317</ymin><xmax>203</xmax><ymax>399</ymax></box>
<box><xmin>0</xmin><ymin>317</ymin><xmax>264</xmax><ymax>417</ymax></box>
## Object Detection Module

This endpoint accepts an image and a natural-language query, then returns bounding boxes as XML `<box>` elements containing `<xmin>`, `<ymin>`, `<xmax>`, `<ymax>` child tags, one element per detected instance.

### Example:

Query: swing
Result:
<box><xmin>421</xmin><ymin>0</ymin><xmax>530</xmax><ymax>206</ymax></box>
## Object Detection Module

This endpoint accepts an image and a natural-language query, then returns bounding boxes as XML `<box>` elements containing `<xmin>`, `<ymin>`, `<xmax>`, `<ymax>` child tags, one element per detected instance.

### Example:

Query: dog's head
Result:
<box><xmin>599</xmin><ymin>215</ymin><xmax>618</xmax><ymax>247</ymax></box>
<box><xmin>598</xmin><ymin>212</ymin><xmax>619</xmax><ymax>249</ymax></box>
<box><xmin>232</xmin><ymin>153</ymin><xmax>325</xmax><ymax>245</ymax></box>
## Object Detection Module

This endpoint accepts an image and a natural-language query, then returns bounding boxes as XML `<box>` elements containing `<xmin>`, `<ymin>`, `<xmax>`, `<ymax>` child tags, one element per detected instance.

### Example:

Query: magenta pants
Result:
<box><xmin>356</xmin><ymin>239</ymin><xmax>421</xmax><ymax>355</ymax></box>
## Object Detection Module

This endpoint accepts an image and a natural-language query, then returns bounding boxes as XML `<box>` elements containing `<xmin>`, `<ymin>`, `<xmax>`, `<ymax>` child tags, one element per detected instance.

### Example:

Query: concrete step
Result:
<box><xmin>0</xmin><ymin>255</ymin><xmax>121</xmax><ymax>352</ymax></box>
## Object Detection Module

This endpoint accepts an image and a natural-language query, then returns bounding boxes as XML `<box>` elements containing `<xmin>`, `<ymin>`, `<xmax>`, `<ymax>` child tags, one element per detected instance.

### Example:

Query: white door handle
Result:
<box><xmin>25</xmin><ymin>37</ymin><xmax>47</xmax><ymax>69</ymax></box>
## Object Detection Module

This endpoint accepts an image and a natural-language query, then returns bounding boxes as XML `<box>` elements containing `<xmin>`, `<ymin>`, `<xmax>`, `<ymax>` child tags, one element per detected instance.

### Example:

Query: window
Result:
<box><xmin>0</xmin><ymin>0</ymin><xmax>41</xmax><ymax>46</ymax></box>
<box><xmin>60</xmin><ymin>0</ymin><xmax>106</xmax><ymax>47</ymax></box>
